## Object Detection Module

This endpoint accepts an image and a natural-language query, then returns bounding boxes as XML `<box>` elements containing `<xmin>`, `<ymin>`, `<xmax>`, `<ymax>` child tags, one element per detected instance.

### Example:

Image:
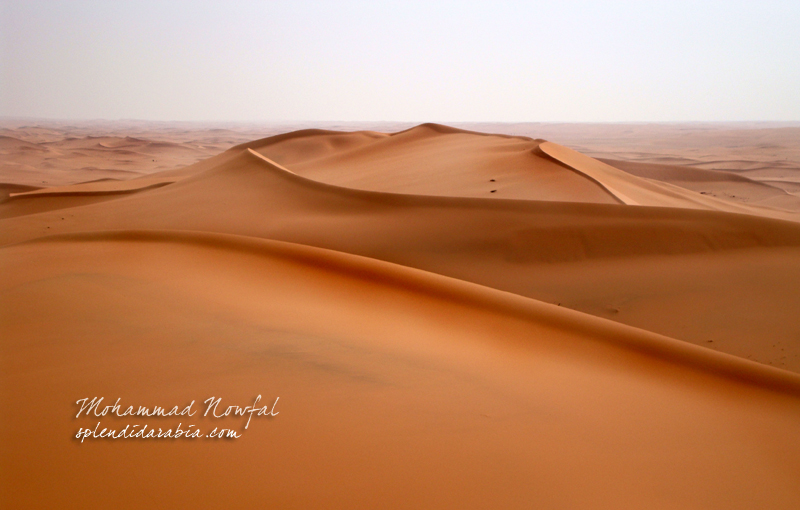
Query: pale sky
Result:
<box><xmin>2</xmin><ymin>0</ymin><xmax>799</xmax><ymax>122</ymax></box>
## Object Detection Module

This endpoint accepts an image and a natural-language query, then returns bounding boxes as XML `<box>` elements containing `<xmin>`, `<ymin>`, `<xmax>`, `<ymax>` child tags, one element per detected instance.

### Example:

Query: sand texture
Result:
<box><xmin>2</xmin><ymin>122</ymin><xmax>800</xmax><ymax>509</ymax></box>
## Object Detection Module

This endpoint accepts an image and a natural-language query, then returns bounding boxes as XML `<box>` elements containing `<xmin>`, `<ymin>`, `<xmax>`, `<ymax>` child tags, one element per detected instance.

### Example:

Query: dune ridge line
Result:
<box><xmin>10</xmin><ymin>227</ymin><xmax>800</xmax><ymax>395</ymax></box>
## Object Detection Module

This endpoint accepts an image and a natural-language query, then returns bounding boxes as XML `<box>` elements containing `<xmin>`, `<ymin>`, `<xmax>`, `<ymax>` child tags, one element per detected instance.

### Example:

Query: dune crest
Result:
<box><xmin>539</xmin><ymin>141</ymin><xmax>800</xmax><ymax>222</ymax></box>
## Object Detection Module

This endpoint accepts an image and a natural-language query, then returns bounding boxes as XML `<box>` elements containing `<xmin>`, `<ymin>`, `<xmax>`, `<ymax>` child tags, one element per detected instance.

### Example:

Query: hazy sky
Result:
<box><xmin>2</xmin><ymin>0</ymin><xmax>799</xmax><ymax>122</ymax></box>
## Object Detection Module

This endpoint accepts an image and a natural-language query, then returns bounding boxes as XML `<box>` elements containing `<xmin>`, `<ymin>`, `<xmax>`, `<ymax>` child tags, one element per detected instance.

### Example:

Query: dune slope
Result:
<box><xmin>3</xmin><ymin>231</ymin><xmax>800</xmax><ymax>509</ymax></box>
<box><xmin>3</xmin><ymin>139</ymin><xmax>800</xmax><ymax>370</ymax></box>
<box><xmin>2</xmin><ymin>124</ymin><xmax>800</xmax><ymax>508</ymax></box>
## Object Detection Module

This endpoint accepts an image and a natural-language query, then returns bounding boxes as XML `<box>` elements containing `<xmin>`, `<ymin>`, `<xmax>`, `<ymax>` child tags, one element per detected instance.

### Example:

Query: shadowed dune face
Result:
<box><xmin>2</xmin><ymin>123</ymin><xmax>800</xmax><ymax>509</ymax></box>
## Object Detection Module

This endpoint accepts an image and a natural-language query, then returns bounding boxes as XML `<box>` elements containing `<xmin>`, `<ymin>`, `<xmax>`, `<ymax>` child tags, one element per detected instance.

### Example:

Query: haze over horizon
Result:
<box><xmin>2</xmin><ymin>0</ymin><xmax>799</xmax><ymax>123</ymax></box>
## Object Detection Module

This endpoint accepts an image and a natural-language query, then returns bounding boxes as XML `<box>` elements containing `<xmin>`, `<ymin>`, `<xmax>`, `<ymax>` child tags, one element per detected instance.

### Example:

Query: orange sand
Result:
<box><xmin>2</xmin><ymin>122</ymin><xmax>799</xmax><ymax>508</ymax></box>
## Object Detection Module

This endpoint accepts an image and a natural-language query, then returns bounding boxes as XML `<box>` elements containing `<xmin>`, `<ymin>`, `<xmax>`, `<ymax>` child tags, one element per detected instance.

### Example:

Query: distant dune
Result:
<box><xmin>2</xmin><ymin>122</ymin><xmax>799</xmax><ymax>509</ymax></box>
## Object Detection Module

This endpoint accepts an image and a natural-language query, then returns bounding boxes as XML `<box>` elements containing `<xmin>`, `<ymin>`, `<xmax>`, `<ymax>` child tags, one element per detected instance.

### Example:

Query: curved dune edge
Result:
<box><xmin>178</xmin><ymin>147</ymin><xmax>385</xmax><ymax>201</ymax></box>
<box><xmin>250</xmin><ymin>136</ymin><xmax>799</xmax><ymax>225</ymax></box>
<box><xmin>6</xmin><ymin>146</ymin><xmax>800</xmax><ymax>271</ymax></box>
<box><xmin>6</xmin><ymin>181</ymin><xmax>173</xmax><ymax>199</ymax></box>
<box><xmin>229</xmin><ymin>125</ymin><xmax>622</xmax><ymax>206</ymax></box>
<box><xmin>539</xmin><ymin>143</ymin><xmax>638</xmax><ymax>205</ymax></box>
<box><xmin>239</xmin><ymin>146</ymin><xmax>800</xmax><ymax>235</ymax></box>
<box><xmin>246</xmin><ymin>148</ymin><xmax>297</xmax><ymax>174</ymax></box>
<box><xmin>8</xmin><ymin>176</ymin><xmax>178</xmax><ymax>198</ymax></box>
<box><xmin>11</xmin><ymin>228</ymin><xmax>800</xmax><ymax>395</ymax></box>
<box><xmin>230</xmin><ymin>127</ymin><xmax>390</xmax><ymax>153</ymax></box>
<box><xmin>7</xmin><ymin>147</ymin><xmax>800</xmax><ymax>260</ymax></box>
<box><xmin>196</xmin><ymin>146</ymin><xmax>493</xmax><ymax>203</ymax></box>
<box><xmin>539</xmin><ymin>141</ymin><xmax>800</xmax><ymax>222</ymax></box>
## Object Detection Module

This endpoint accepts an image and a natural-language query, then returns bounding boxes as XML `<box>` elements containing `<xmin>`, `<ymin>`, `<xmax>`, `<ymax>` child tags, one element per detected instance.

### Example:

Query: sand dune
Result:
<box><xmin>246</xmin><ymin>124</ymin><xmax>620</xmax><ymax>203</ymax></box>
<box><xmin>0</xmin><ymin>126</ymin><xmax>223</xmax><ymax>187</ymax></box>
<box><xmin>598</xmin><ymin>158</ymin><xmax>800</xmax><ymax>210</ymax></box>
<box><xmin>538</xmin><ymin>141</ymin><xmax>800</xmax><ymax>221</ymax></box>
<box><xmin>2</xmin><ymin>122</ymin><xmax>800</xmax><ymax>508</ymax></box>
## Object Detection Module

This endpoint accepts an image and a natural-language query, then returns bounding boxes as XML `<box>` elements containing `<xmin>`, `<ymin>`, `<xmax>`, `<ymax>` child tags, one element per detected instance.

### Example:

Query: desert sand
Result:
<box><xmin>2</xmin><ymin>121</ymin><xmax>800</xmax><ymax>508</ymax></box>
